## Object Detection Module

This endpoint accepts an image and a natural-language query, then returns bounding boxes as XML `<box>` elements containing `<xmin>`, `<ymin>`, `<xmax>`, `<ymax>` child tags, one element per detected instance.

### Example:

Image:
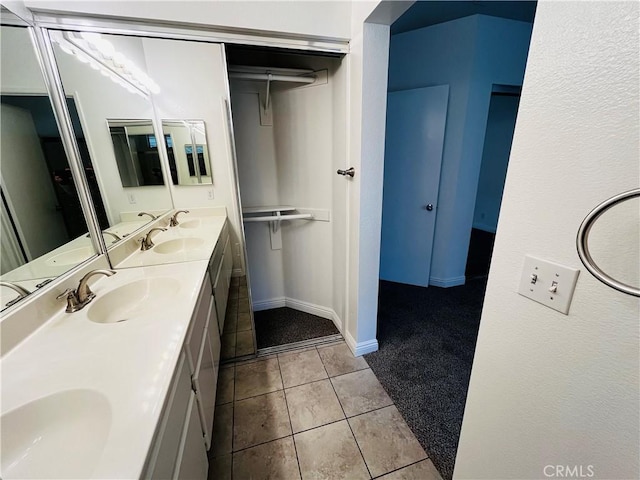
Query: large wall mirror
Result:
<box><xmin>49</xmin><ymin>30</ymin><xmax>173</xmax><ymax>245</ymax></box>
<box><xmin>162</xmin><ymin>120</ymin><xmax>213</xmax><ymax>185</ymax></box>
<box><xmin>0</xmin><ymin>25</ymin><xmax>99</xmax><ymax>310</ymax></box>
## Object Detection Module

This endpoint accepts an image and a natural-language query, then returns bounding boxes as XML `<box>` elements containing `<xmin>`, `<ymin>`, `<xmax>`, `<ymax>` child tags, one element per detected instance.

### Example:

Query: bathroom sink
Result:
<box><xmin>46</xmin><ymin>246</ymin><xmax>94</xmax><ymax>266</ymax></box>
<box><xmin>154</xmin><ymin>237</ymin><xmax>205</xmax><ymax>254</ymax></box>
<box><xmin>1</xmin><ymin>389</ymin><xmax>111</xmax><ymax>479</ymax></box>
<box><xmin>179</xmin><ymin>219</ymin><xmax>201</xmax><ymax>229</ymax></box>
<box><xmin>87</xmin><ymin>277</ymin><xmax>181</xmax><ymax>324</ymax></box>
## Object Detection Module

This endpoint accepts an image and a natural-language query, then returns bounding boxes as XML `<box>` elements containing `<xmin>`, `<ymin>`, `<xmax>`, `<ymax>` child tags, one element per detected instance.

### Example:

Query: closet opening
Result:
<box><xmin>366</xmin><ymin>3</ymin><xmax>537</xmax><ymax>479</ymax></box>
<box><xmin>222</xmin><ymin>44</ymin><xmax>347</xmax><ymax>359</ymax></box>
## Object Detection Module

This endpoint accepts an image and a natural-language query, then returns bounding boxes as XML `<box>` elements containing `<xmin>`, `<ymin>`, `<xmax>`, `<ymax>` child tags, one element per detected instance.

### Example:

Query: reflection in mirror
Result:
<box><xmin>0</xmin><ymin>25</ymin><xmax>99</xmax><ymax>310</ymax></box>
<box><xmin>107</xmin><ymin>119</ymin><xmax>164</xmax><ymax>187</ymax></box>
<box><xmin>50</xmin><ymin>30</ymin><xmax>173</xmax><ymax>247</ymax></box>
<box><xmin>162</xmin><ymin>120</ymin><xmax>212</xmax><ymax>185</ymax></box>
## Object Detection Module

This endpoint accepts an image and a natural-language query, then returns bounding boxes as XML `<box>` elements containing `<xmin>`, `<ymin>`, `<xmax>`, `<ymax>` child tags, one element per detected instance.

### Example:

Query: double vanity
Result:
<box><xmin>0</xmin><ymin>208</ymin><xmax>236</xmax><ymax>478</ymax></box>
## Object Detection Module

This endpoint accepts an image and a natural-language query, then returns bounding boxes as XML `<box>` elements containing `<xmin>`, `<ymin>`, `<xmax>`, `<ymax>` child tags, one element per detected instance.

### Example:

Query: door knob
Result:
<box><xmin>425</xmin><ymin>204</ymin><xmax>434</xmax><ymax>211</ymax></box>
<box><xmin>337</xmin><ymin>167</ymin><xmax>355</xmax><ymax>178</ymax></box>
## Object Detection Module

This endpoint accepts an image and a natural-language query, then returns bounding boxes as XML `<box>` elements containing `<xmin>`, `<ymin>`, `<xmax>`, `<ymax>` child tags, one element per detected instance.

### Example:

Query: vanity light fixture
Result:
<box><xmin>50</xmin><ymin>31</ymin><xmax>161</xmax><ymax>98</ymax></box>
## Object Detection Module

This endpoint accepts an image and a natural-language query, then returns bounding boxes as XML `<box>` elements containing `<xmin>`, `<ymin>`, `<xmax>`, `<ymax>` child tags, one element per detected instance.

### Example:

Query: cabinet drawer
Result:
<box><xmin>185</xmin><ymin>274</ymin><xmax>213</xmax><ymax>374</ymax></box>
<box><xmin>145</xmin><ymin>353</ymin><xmax>191</xmax><ymax>480</ymax></box>
<box><xmin>173</xmin><ymin>392</ymin><xmax>208</xmax><ymax>480</ymax></box>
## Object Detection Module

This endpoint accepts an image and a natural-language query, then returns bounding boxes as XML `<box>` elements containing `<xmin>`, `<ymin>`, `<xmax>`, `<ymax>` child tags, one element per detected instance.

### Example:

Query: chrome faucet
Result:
<box><xmin>138</xmin><ymin>212</ymin><xmax>157</xmax><ymax>221</ymax></box>
<box><xmin>56</xmin><ymin>269</ymin><xmax>116</xmax><ymax>313</ymax></box>
<box><xmin>0</xmin><ymin>281</ymin><xmax>31</xmax><ymax>307</ymax></box>
<box><xmin>169</xmin><ymin>210</ymin><xmax>189</xmax><ymax>227</ymax></box>
<box><xmin>139</xmin><ymin>227</ymin><xmax>167</xmax><ymax>251</ymax></box>
<box><xmin>102</xmin><ymin>231</ymin><xmax>122</xmax><ymax>243</ymax></box>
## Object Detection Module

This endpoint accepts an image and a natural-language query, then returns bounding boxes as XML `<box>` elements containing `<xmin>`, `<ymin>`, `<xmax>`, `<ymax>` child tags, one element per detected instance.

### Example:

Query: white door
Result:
<box><xmin>379</xmin><ymin>85</ymin><xmax>449</xmax><ymax>287</ymax></box>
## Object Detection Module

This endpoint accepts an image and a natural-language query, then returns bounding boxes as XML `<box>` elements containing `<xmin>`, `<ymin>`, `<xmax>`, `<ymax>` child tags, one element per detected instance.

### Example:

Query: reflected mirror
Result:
<box><xmin>50</xmin><ymin>30</ymin><xmax>173</xmax><ymax>246</ymax></box>
<box><xmin>162</xmin><ymin>120</ymin><xmax>212</xmax><ymax>185</ymax></box>
<box><xmin>0</xmin><ymin>25</ymin><xmax>99</xmax><ymax>310</ymax></box>
<box><xmin>108</xmin><ymin>119</ymin><xmax>165</xmax><ymax>187</ymax></box>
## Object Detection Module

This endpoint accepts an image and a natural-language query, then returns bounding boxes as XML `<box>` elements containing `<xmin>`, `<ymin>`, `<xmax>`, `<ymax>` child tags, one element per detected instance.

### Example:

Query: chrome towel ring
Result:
<box><xmin>576</xmin><ymin>188</ymin><xmax>640</xmax><ymax>297</ymax></box>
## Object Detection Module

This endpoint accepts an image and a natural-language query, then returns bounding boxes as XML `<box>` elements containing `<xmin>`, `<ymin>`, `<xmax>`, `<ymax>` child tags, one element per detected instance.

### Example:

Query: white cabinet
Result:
<box><xmin>144</xmin><ymin>350</ymin><xmax>213</xmax><ymax>480</ymax></box>
<box><xmin>209</xmin><ymin>220</ymin><xmax>232</xmax><ymax>334</ymax></box>
<box><xmin>144</xmin><ymin>219</ymin><xmax>230</xmax><ymax>479</ymax></box>
<box><xmin>173</xmin><ymin>392</ymin><xmax>209</xmax><ymax>480</ymax></box>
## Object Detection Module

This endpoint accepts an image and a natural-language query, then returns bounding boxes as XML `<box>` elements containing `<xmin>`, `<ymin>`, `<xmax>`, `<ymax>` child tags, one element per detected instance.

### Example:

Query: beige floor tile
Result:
<box><xmin>237</xmin><ymin>312</ymin><xmax>253</xmax><ymax>332</ymax></box>
<box><xmin>239</xmin><ymin>276</ymin><xmax>247</xmax><ymax>286</ymax></box>
<box><xmin>349</xmin><ymin>405</ymin><xmax>426</xmax><ymax>478</ymax></box>
<box><xmin>234</xmin><ymin>357</ymin><xmax>282</xmax><ymax>400</ymax></box>
<box><xmin>278</xmin><ymin>349</ymin><xmax>328</xmax><ymax>388</ymax></box>
<box><xmin>238</xmin><ymin>297</ymin><xmax>250</xmax><ymax>313</ymax></box>
<box><xmin>376</xmin><ymin>459</ymin><xmax>442</xmax><ymax>480</ymax></box>
<box><xmin>318</xmin><ymin>342</ymin><xmax>368</xmax><ymax>377</ymax></box>
<box><xmin>231</xmin><ymin>276</ymin><xmax>240</xmax><ymax>287</ymax></box>
<box><xmin>223</xmin><ymin>310</ymin><xmax>238</xmax><ymax>334</ymax></box>
<box><xmin>233</xmin><ymin>390</ymin><xmax>292</xmax><ymax>451</ymax></box>
<box><xmin>236</xmin><ymin>330</ymin><xmax>256</xmax><ymax>356</ymax></box>
<box><xmin>216</xmin><ymin>366</ymin><xmax>234</xmax><ymax>405</ymax></box>
<box><xmin>330</xmin><ymin>369</ymin><xmax>393</xmax><ymax>417</ymax></box>
<box><xmin>294</xmin><ymin>420</ymin><xmax>370</xmax><ymax>480</ymax></box>
<box><xmin>210</xmin><ymin>403</ymin><xmax>233</xmax><ymax>458</ymax></box>
<box><xmin>232</xmin><ymin>437</ymin><xmax>301</xmax><ymax>480</ymax></box>
<box><xmin>229</xmin><ymin>287</ymin><xmax>239</xmax><ymax>300</ymax></box>
<box><xmin>285</xmin><ymin>379</ymin><xmax>345</xmax><ymax>433</ymax></box>
<box><xmin>208</xmin><ymin>454</ymin><xmax>231</xmax><ymax>480</ymax></box>
<box><xmin>221</xmin><ymin>332</ymin><xmax>236</xmax><ymax>360</ymax></box>
<box><xmin>239</xmin><ymin>285</ymin><xmax>248</xmax><ymax>299</ymax></box>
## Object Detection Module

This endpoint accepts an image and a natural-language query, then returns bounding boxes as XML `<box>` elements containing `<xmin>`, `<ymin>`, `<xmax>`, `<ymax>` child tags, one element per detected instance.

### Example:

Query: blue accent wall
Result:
<box><xmin>387</xmin><ymin>15</ymin><xmax>533</xmax><ymax>285</ymax></box>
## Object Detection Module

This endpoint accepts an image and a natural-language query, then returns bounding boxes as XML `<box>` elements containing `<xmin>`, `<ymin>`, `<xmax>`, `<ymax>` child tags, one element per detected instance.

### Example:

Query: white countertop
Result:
<box><xmin>0</xmin><ymin>261</ymin><xmax>209</xmax><ymax>479</ymax></box>
<box><xmin>0</xmin><ymin>210</ymin><xmax>228</xmax><ymax>479</ymax></box>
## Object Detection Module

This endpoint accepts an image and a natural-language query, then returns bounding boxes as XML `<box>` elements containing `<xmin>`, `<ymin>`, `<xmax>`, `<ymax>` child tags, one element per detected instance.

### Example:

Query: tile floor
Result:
<box><xmin>209</xmin><ymin>340</ymin><xmax>442</xmax><ymax>480</ymax></box>
<box><xmin>221</xmin><ymin>277</ymin><xmax>255</xmax><ymax>361</ymax></box>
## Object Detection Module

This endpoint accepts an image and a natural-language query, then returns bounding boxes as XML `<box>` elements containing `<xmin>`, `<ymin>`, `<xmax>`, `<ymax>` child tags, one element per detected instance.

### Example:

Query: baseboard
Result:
<box><xmin>429</xmin><ymin>275</ymin><xmax>466</xmax><ymax>288</ymax></box>
<box><xmin>344</xmin><ymin>330</ymin><xmax>379</xmax><ymax>357</ymax></box>
<box><xmin>252</xmin><ymin>297</ymin><xmax>286</xmax><ymax>311</ymax></box>
<box><xmin>252</xmin><ymin>296</ymin><xmax>344</xmax><ymax>333</ymax></box>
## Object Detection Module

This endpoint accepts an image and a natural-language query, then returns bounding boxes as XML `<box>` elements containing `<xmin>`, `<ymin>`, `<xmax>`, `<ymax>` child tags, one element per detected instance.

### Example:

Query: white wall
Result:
<box><xmin>25</xmin><ymin>0</ymin><xmax>351</xmax><ymax>40</ymax></box>
<box><xmin>230</xmin><ymin>54</ymin><xmax>341</xmax><ymax>317</ymax></box>
<box><xmin>231</xmin><ymin>88</ymin><xmax>284</xmax><ymax>302</ymax></box>
<box><xmin>454</xmin><ymin>2</ymin><xmax>639</xmax><ymax>478</ymax></box>
<box><xmin>388</xmin><ymin>15</ymin><xmax>532</xmax><ymax>287</ymax></box>
<box><xmin>142</xmin><ymin>38</ymin><xmax>244</xmax><ymax>271</ymax></box>
<box><xmin>344</xmin><ymin>0</ymin><xmax>396</xmax><ymax>353</ymax></box>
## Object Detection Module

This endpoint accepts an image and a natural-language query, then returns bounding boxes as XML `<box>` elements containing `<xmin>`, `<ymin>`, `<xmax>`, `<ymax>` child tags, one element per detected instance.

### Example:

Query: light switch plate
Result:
<box><xmin>518</xmin><ymin>255</ymin><xmax>580</xmax><ymax>314</ymax></box>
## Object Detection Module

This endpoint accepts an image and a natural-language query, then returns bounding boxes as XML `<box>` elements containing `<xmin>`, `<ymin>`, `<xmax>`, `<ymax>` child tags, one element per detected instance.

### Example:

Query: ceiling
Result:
<box><xmin>391</xmin><ymin>1</ymin><xmax>537</xmax><ymax>35</ymax></box>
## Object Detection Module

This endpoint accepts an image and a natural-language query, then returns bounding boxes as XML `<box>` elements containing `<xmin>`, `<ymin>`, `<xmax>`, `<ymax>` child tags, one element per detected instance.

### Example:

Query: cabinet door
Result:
<box><xmin>145</xmin><ymin>353</ymin><xmax>191</xmax><ymax>480</ymax></box>
<box><xmin>212</xmin><ymin>257</ymin><xmax>227</xmax><ymax>334</ymax></box>
<box><xmin>192</xmin><ymin>301</ymin><xmax>218</xmax><ymax>448</ymax></box>
<box><xmin>173</xmin><ymin>392</ymin><xmax>208</xmax><ymax>480</ymax></box>
<box><xmin>222</xmin><ymin>235</ymin><xmax>233</xmax><ymax>289</ymax></box>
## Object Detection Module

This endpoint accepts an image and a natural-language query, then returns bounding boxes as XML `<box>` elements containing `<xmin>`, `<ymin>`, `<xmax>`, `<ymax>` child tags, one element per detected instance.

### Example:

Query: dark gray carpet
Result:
<box><xmin>254</xmin><ymin>307</ymin><xmax>340</xmax><ymax>349</ymax></box>
<box><xmin>364</xmin><ymin>277</ymin><xmax>486</xmax><ymax>480</ymax></box>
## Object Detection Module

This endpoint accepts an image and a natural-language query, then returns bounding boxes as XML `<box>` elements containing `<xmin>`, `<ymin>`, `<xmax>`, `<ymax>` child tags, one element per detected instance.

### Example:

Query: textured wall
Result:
<box><xmin>454</xmin><ymin>1</ymin><xmax>640</xmax><ymax>478</ymax></box>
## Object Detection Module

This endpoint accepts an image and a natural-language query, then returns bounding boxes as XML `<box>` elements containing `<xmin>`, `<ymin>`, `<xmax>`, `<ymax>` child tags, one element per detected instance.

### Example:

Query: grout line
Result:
<box><xmin>231</xmin><ymin>433</ymin><xmax>293</xmax><ymax>455</ymax></box>
<box><xmin>276</xmin><ymin>354</ymin><xmax>303</xmax><ymax>480</ymax></box>
<box><xmin>321</xmin><ymin>350</ymin><xmax>373</xmax><ymax>479</ymax></box>
<box><xmin>370</xmin><ymin>458</ymin><xmax>429</xmax><ymax>479</ymax></box>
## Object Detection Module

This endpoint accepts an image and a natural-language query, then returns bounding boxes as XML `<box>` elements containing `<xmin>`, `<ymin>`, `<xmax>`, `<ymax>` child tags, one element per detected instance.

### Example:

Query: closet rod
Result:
<box><xmin>243</xmin><ymin>213</ymin><xmax>313</xmax><ymax>222</ymax></box>
<box><xmin>229</xmin><ymin>72</ymin><xmax>315</xmax><ymax>84</ymax></box>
